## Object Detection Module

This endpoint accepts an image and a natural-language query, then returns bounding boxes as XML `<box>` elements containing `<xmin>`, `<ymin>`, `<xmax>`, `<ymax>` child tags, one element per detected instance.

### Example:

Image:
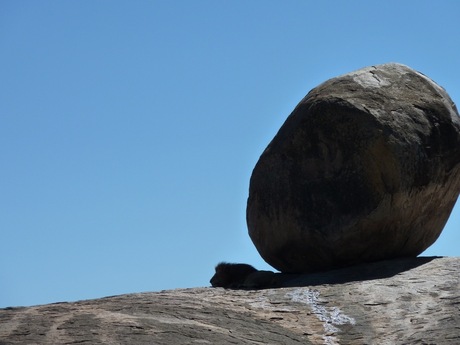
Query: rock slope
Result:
<box><xmin>1</xmin><ymin>257</ymin><xmax>459</xmax><ymax>344</ymax></box>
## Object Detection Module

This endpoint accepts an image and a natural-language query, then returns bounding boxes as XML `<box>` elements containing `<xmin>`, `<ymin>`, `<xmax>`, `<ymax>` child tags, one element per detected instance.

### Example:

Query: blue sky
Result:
<box><xmin>1</xmin><ymin>1</ymin><xmax>459</xmax><ymax>308</ymax></box>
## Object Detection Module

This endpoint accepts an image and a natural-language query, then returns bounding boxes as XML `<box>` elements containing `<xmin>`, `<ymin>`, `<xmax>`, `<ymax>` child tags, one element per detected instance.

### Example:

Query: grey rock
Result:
<box><xmin>247</xmin><ymin>63</ymin><xmax>460</xmax><ymax>273</ymax></box>
<box><xmin>1</xmin><ymin>257</ymin><xmax>459</xmax><ymax>344</ymax></box>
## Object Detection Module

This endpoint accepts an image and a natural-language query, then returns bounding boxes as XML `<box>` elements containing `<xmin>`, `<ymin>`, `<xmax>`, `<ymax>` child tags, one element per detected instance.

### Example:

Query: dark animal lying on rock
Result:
<box><xmin>210</xmin><ymin>262</ymin><xmax>281</xmax><ymax>289</ymax></box>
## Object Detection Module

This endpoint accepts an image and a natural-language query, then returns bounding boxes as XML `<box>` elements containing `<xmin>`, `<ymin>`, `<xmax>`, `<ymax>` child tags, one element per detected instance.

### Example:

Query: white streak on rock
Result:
<box><xmin>287</xmin><ymin>288</ymin><xmax>355</xmax><ymax>345</ymax></box>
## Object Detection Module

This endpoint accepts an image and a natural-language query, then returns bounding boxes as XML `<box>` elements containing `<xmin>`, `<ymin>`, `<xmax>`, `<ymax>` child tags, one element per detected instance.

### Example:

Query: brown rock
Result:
<box><xmin>1</xmin><ymin>257</ymin><xmax>459</xmax><ymax>344</ymax></box>
<box><xmin>247</xmin><ymin>63</ymin><xmax>460</xmax><ymax>273</ymax></box>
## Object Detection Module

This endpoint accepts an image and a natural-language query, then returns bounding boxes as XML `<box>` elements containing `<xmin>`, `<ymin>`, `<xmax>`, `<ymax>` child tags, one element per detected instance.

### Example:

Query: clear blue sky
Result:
<box><xmin>1</xmin><ymin>1</ymin><xmax>459</xmax><ymax>308</ymax></box>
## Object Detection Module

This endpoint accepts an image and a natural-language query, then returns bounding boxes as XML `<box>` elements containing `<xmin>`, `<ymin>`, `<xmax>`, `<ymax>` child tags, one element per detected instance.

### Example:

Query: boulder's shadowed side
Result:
<box><xmin>247</xmin><ymin>63</ymin><xmax>460</xmax><ymax>273</ymax></box>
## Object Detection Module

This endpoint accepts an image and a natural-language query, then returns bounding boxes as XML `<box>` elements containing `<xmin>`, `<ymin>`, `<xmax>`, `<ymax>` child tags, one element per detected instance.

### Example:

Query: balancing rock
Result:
<box><xmin>247</xmin><ymin>63</ymin><xmax>460</xmax><ymax>273</ymax></box>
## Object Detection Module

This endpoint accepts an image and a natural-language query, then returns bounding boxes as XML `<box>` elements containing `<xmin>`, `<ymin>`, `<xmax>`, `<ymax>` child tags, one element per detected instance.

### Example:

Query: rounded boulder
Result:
<box><xmin>247</xmin><ymin>63</ymin><xmax>460</xmax><ymax>273</ymax></box>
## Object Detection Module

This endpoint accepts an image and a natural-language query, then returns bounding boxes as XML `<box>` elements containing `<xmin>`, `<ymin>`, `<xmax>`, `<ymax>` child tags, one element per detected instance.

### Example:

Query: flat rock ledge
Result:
<box><xmin>1</xmin><ymin>257</ymin><xmax>459</xmax><ymax>345</ymax></box>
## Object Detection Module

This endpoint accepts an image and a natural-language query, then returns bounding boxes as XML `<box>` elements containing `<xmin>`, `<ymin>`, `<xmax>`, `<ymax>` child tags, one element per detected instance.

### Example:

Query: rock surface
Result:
<box><xmin>247</xmin><ymin>63</ymin><xmax>460</xmax><ymax>273</ymax></box>
<box><xmin>1</xmin><ymin>257</ymin><xmax>459</xmax><ymax>344</ymax></box>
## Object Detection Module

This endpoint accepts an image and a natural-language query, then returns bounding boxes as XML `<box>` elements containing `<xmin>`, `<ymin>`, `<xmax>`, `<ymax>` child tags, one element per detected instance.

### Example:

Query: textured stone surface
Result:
<box><xmin>247</xmin><ymin>63</ymin><xmax>460</xmax><ymax>273</ymax></box>
<box><xmin>1</xmin><ymin>257</ymin><xmax>459</xmax><ymax>344</ymax></box>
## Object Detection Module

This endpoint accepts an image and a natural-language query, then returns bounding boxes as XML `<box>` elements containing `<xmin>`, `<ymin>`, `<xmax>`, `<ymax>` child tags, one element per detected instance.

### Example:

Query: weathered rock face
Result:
<box><xmin>247</xmin><ymin>63</ymin><xmax>460</xmax><ymax>273</ymax></box>
<box><xmin>1</xmin><ymin>257</ymin><xmax>459</xmax><ymax>344</ymax></box>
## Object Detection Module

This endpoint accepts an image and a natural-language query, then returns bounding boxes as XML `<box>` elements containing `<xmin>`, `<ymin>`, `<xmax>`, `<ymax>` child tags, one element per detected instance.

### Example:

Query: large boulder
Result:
<box><xmin>247</xmin><ymin>63</ymin><xmax>460</xmax><ymax>273</ymax></box>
